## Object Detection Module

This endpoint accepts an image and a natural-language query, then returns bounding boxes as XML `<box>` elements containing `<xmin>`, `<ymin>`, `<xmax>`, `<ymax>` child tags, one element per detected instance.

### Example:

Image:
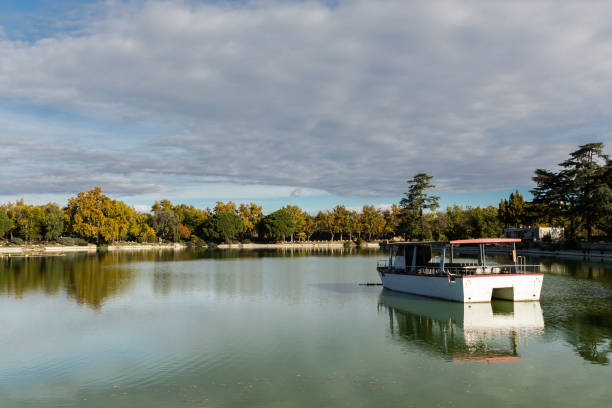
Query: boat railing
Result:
<box><xmin>444</xmin><ymin>264</ymin><xmax>541</xmax><ymax>276</ymax></box>
<box><xmin>377</xmin><ymin>260</ymin><xmax>389</xmax><ymax>268</ymax></box>
<box><xmin>378</xmin><ymin>262</ymin><xmax>541</xmax><ymax>275</ymax></box>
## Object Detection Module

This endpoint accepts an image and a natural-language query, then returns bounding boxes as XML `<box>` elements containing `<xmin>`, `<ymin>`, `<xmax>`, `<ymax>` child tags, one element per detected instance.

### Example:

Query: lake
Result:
<box><xmin>1</xmin><ymin>249</ymin><xmax>611</xmax><ymax>407</ymax></box>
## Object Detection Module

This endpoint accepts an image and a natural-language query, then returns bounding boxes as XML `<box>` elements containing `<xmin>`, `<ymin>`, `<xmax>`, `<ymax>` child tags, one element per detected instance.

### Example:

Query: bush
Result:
<box><xmin>343</xmin><ymin>241</ymin><xmax>352</xmax><ymax>249</ymax></box>
<box><xmin>57</xmin><ymin>237</ymin><xmax>89</xmax><ymax>246</ymax></box>
<box><xmin>561</xmin><ymin>237</ymin><xmax>580</xmax><ymax>250</ymax></box>
<box><xmin>355</xmin><ymin>237</ymin><xmax>364</xmax><ymax>247</ymax></box>
<box><xmin>10</xmin><ymin>237</ymin><xmax>24</xmax><ymax>245</ymax></box>
<box><xmin>207</xmin><ymin>242</ymin><xmax>218</xmax><ymax>249</ymax></box>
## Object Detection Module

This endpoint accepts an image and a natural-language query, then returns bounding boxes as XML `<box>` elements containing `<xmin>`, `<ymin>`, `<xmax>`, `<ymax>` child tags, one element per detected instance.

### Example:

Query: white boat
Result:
<box><xmin>377</xmin><ymin>238</ymin><xmax>543</xmax><ymax>302</ymax></box>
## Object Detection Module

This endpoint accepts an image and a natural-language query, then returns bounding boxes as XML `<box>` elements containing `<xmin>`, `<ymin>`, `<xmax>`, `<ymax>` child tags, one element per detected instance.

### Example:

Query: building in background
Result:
<box><xmin>504</xmin><ymin>227</ymin><xmax>564</xmax><ymax>243</ymax></box>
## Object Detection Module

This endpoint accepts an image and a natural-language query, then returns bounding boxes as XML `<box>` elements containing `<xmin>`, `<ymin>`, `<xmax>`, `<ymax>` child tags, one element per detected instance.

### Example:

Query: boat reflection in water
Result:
<box><xmin>378</xmin><ymin>290</ymin><xmax>544</xmax><ymax>362</ymax></box>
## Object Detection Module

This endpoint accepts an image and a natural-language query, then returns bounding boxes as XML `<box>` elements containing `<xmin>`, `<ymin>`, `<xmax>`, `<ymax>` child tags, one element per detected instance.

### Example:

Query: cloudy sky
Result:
<box><xmin>1</xmin><ymin>0</ymin><xmax>611</xmax><ymax>213</ymax></box>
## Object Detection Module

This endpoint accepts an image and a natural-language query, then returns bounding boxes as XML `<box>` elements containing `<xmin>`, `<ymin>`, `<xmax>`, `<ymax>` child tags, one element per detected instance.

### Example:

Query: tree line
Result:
<box><xmin>397</xmin><ymin>142</ymin><xmax>612</xmax><ymax>243</ymax></box>
<box><xmin>0</xmin><ymin>143</ymin><xmax>610</xmax><ymax>245</ymax></box>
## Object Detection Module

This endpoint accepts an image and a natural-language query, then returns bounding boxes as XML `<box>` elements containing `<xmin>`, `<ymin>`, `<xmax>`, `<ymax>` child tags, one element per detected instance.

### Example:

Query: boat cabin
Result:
<box><xmin>379</xmin><ymin>238</ymin><xmax>531</xmax><ymax>276</ymax></box>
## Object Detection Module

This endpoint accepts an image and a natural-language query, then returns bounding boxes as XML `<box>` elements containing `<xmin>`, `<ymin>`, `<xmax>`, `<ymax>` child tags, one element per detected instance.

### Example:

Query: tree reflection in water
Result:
<box><xmin>0</xmin><ymin>253</ymin><xmax>137</xmax><ymax>309</ymax></box>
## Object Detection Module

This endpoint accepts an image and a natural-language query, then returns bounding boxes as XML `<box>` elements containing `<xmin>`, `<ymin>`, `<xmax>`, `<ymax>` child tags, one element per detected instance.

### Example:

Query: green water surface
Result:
<box><xmin>1</xmin><ymin>249</ymin><xmax>611</xmax><ymax>407</ymax></box>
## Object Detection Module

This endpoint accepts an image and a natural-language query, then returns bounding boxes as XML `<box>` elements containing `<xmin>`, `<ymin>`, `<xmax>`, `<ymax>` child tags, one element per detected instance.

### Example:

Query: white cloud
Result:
<box><xmin>0</xmin><ymin>0</ymin><xmax>611</xmax><ymax>199</ymax></box>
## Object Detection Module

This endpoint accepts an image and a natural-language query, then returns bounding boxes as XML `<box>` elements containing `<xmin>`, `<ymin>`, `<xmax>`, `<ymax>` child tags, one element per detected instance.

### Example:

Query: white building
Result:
<box><xmin>504</xmin><ymin>227</ymin><xmax>564</xmax><ymax>242</ymax></box>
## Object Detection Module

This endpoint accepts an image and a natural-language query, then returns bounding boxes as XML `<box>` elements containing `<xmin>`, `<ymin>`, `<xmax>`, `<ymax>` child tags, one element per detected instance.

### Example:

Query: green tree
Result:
<box><xmin>262</xmin><ymin>209</ymin><xmax>295</xmax><ymax>241</ymax></box>
<box><xmin>317</xmin><ymin>211</ymin><xmax>335</xmax><ymax>241</ymax></box>
<box><xmin>0</xmin><ymin>209</ymin><xmax>13</xmax><ymax>239</ymax></box>
<box><xmin>152</xmin><ymin>210</ymin><xmax>179</xmax><ymax>242</ymax></box>
<box><xmin>211</xmin><ymin>211</ymin><xmax>243</xmax><ymax>243</ymax></box>
<box><xmin>531</xmin><ymin>168</ymin><xmax>573</xmax><ymax>232</ymax></box>
<box><xmin>531</xmin><ymin>142</ymin><xmax>611</xmax><ymax>240</ymax></box>
<box><xmin>498</xmin><ymin>190</ymin><xmax>525</xmax><ymax>228</ymax></box>
<box><xmin>464</xmin><ymin>206</ymin><xmax>503</xmax><ymax>238</ymax></box>
<box><xmin>399</xmin><ymin>173</ymin><xmax>440</xmax><ymax>240</ymax></box>
<box><xmin>42</xmin><ymin>203</ymin><xmax>64</xmax><ymax>241</ymax></box>
<box><xmin>561</xmin><ymin>143</ymin><xmax>610</xmax><ymax>240</ymax></box>
<box><xmin>445</xmin><ymin>205</ymin><xmax>466</xmax><ymax>240</ymax></box>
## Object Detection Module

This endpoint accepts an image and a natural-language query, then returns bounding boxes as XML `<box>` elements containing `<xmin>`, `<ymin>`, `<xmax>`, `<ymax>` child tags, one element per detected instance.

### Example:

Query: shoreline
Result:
<box><xmin>0</xmin><ymin>243</ymin><xmax>186</xmax><ymax>256</ymax></box>
<box><xmin>2</xmin><ymin>242</ymin><xmax>610</xmax><ymax>261</ymax></box>
<box><xmin>0</xmin><ymin>241</ymin><xmax>380</xmax><ymax>256</ymax></box>
<box><xmin>453</xmin><ymin>246</ymin><xmax>612</xmax><ymax>261</ymax></box>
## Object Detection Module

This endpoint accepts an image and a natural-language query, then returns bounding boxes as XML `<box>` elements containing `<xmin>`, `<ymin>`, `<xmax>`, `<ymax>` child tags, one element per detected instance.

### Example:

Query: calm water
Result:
<box><xmin>1</xmin><ymin>249</ymin><xmax>611</xmax><ymax>407</ymax></box>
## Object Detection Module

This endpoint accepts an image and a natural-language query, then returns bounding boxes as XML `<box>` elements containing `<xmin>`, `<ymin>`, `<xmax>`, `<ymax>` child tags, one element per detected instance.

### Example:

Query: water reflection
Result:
<box><xmin>537</xmin><ymin>257</ymin><xmax>612</xmax><ymax>283</ymax></box>
<box><xmin>0</xmin><ymin>254</ymin><xmax>134</xmax><ymax>309</ymax></box>
<box><xmin>378</xmin><ymin>290</ymin><xmax>544</xmax><ymax>362</ymax></box>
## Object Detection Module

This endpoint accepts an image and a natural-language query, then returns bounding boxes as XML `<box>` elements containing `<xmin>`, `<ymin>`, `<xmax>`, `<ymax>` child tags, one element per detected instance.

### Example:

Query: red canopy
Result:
<box><xmin>449</xmin><ymin>238</ymin><xmax>521</xmax><ymax>245</ymax></box>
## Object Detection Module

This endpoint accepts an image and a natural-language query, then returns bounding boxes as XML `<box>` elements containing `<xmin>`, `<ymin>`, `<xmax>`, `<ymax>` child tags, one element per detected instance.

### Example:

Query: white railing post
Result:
<box><xmin>439</xmin><ymin>244</ymin><xmax>446</xmax><ymax>275</ymax></box>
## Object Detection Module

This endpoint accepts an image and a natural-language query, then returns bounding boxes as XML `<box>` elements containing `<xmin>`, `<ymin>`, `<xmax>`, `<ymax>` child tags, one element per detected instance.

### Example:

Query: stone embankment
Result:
<box><xmin>0</xmin><ymin>243</ymin><xmax>186</xmax><ymax>256</ymax></box>
<box><xmin>0</xmin><ymin>242</ymin><xmax>379</xmax><ymax>256</ymax></box>
<box><xmin>217</xmin><ymin>242</ymin><xmax>380</xmax><ymax>249</ymax></box>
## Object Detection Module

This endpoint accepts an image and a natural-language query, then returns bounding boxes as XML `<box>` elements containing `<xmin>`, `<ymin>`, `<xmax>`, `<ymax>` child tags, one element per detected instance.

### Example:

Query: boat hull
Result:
<box><xmin>378</xmin><ymin>271</ymin><xmax>543</xmax><ymax>302</ymax></box>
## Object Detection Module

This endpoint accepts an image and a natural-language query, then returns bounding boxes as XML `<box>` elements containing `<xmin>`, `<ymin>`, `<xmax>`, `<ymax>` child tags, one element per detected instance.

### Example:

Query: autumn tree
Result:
<box><xmin>348</xmin><ymin>210</ymin><xmax>361</xmax><ymax>240</ymax></box>
<box><xmin>3</xmin><ymin>200</ymin><xmax>44</xmax><ymax>242</ymax></box>
<box><xmin>65</xmin><ymin>187</ymin><xmax>147</xmax><ymax>243</ymax></box>
<box><xmin>215</xmin><ymin>201</ymin><xmax>238</xmax><ymax>214</ymax></box>
<box><xmin>177</xmin><ymin>224</ymin><xmax>191</xmax><ymax>240</ymax></box>
<box><xmin>282</xmin><ymin>205</ymin><xmax>306</xmax><ymax>242</ymax></box>
<box><xmin>303</xmin><ymin>215</ymin><xmax>317</xmax><ymax>241</ymax></box>
<box><xmin>239</xmin><ymin>203</ymin><xmax>263</xmax><ymax>239</ymax></box>
<box><xmin>64</xmin><ymin>187</ymin><xmax>108</xmax><ymax>243</ymax></box>
<box><xmin>331</xmin><ymin>205</ymin><xmax>352</xmax><ymax>241</ymax></box>
<box><xmin>360</xmin><ymin>205</ymin><xmax>385</xmax><ymax>241</ymax></box>
<box><xmin>382</xmin><ymin>204</ymin><xmax>401</xmax><ymax>239</ymax></box>
<box><xmin>174</xmin><ymin>203</ymin><xmax>210</xmax><ymax>235</ymax></box>
<box><xmin>129</xmin><ymin>213</ymin><xmax>157</xmax><ymax>243</ymax></box>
